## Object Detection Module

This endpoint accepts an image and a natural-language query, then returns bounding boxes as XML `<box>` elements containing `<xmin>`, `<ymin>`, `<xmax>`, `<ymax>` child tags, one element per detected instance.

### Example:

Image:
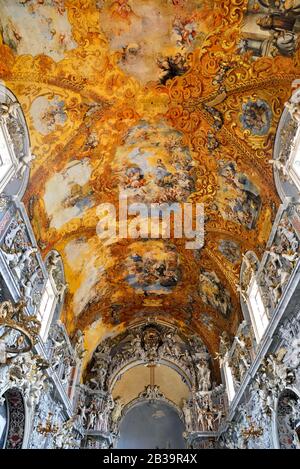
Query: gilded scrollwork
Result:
<box><xmin>0</xmin><ymin>0</ymin><xmax>298</xmax><ymax>368</ymax></box>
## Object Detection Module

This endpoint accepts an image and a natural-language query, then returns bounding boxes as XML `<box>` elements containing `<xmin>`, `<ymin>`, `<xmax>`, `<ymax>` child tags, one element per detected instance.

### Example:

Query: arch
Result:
<box><xmin>87</xmin><ymin>320</ymin><xmax>211</xmax><ymax>395</ymax></box>
<box><xmin>272</xmin><ymin>88</ymin><xmax>300</xmax><ymax>203</ymax></box>
<box><xmin>239</xmin><ymin>251</ymin><xmax>260</xmax><ymax>319</ymax></box>
<box><xmin>0</xmin><ymin>387</ymin><xmax>26</xmax><ymax>449</ymax></box>
<box><xmin>274</xmin><ymin>387</ymin><xmax>300</xmax><ymax>449</ymax></box>
<box><xmin>116</xmin><ymin>398</ymin><xmax>186</xmax><ymax>449</ymax></box>
<box><xmin>0</xmin><ymin>84</ymin><xmax>31</xmax><ymax>199</ymax></box>
<box><xmin>238</xmin><ymin>251</ymin><xmax>261</xmax><ymax>345</ymax></box>
<box><xmin>111</xmin><ymin>362</ymin><xmax>191</xmax><ymax>413</ymax></box>
<box><xmin>108</xmin><ymin>357</ymin><xmax>194</xmax><ymax>392</ymax></box>
<box><xmin>239</xmin><ymin>250</ymin><xmax>269</xmax><ymax>345</ymax></box>
<box><xmin>121</xmin><ymin>395</ymin><xmax>184</xmax><ymax>422</ymax></box>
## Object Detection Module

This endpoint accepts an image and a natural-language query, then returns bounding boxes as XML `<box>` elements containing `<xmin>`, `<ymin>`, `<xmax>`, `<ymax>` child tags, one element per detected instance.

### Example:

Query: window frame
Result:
<box><xmin>247</xmin><ymin>275</ymin><xmax>269</xmax><ymax>343</ymax></box>
<box><xmin>223</xmin><ymin>360</ymin><xmax>236</xmax><ymax>403</ymax></box>
<box><xmin>37</xmin><ymin>278</ymin><xmax>58</xmax><ymax>342</ymax></box>
<box><xmin>287</xmin><ymin>127</ymin><xmax>300</xmax><ymax>191</ymax></box>
<box><xmin>0</xmin><ymin>120</ymin><xmax>18</xmax><ymax>193</ymax></box>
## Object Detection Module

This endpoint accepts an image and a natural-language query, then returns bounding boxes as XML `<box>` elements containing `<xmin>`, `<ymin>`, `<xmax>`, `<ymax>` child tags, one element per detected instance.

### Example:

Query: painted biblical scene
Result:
<box><xmin>240</xmin><ymin>99</ymin><xmax>272</xmax><ymax>136</ymax></box>
<box><xmin>0</xmin><ymin>0</ymin><xmax>77</xmax><ymax>61</ymax></box>
<box><xmin>215</xmin><ymin>161</ymin><xmax>261</xmax><ymax>230</ymax></box>
<box><xmin>0</xmin><ymin>0</ymin><xmax>292</xmax><ymax>366</ymax></box>
<box><xmin>30</xmin><ymin>95</ymin><xmax>67</xmax><ymax>135</ymax></box>
<box><xmin>123</xmin><ymin>240</ymin><xmax>181</xmax><ymax>295</ymax></box>
<box><xmin>198</xmin><ymin>269</ymin><xmax>232</xmax><ymax>317</ymax></box>
<box><xmin>64</xmin><ymin>237</ymin><xmax>110</xmax><ymax>318</ymax></box>
<box><xmin>114</xmin><ymin>120</ymin><xmax>196</xmax><ymax>204</ymax></box>
<box><xmin>43</xmin><ymin>158</ymin><xmax>94</xmax><ymax>230</ymax></box>
<box><xmin>99</xmin><ymin>0</ymin><xmax>213</xmax><ymax>84</ymax></box>
<box><xmin>218</xmin><ymin>240</ymin><xmax>241</xmax><ymax>264</ymax></box>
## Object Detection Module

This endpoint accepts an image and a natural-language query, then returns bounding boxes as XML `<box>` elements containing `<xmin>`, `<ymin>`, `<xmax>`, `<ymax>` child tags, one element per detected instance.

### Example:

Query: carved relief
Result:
<box><xmin>0</xmin><ymin>213</ymin><xmax>44</xmax><ymax>308</ymax></box>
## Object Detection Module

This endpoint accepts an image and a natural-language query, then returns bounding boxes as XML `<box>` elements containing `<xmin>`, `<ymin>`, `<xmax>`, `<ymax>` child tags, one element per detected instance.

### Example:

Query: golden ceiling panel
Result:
<box><xmin>0</xmin><ymin>0</ymin><xmax>299</xmax><ymax>360</ymax></box>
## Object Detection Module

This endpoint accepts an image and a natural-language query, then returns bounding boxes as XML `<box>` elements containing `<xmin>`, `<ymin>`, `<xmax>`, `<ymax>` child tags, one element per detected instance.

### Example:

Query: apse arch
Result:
<box><xmin>0</xmin><ymin>387</ymin><xmax>28</xmax><ymax>449</ymax></box>
<box><xmin>108</xmin><ymin>356</ymin><xmax>194</xmax><ymax>392</ymax></box>
<box><xmin>111</xmin><ymin>362</ymin><xmax>191</xmax><ymax>409</ymax></box>
<box><xmin>83</xmin><ymin>318</ymin><xmax>217</xmax><ymax>448</ymax></box>
<box><xmin>101</xmin><ymin>356</ymin><xmax>191</xmax><ymax>450</ymax></box>
<box><xmin>273</xmin><ymin>387</ymin><xmax>300</xmax><ymax>450</ymax></box>
<box><xmin>84</xmin><ymin>318</ymin><xmax>216</xmax><ymax>399</ymax></box>
<box><xmin>116</xmin><ymin>398</ymin><xmax>186</xmax><ymax>450</ymax></box>
<box><xmin>102</xmin><ymin>319</ymin><xmax>213</xmax><ymax>394</ymax></box>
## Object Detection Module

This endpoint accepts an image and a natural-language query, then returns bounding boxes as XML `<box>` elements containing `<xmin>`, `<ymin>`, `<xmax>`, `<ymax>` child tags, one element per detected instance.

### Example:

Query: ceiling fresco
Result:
<box><xmin>0</xmin><ymin>0</ymin><xmax>299</xmax><ymax>366</ymax></box>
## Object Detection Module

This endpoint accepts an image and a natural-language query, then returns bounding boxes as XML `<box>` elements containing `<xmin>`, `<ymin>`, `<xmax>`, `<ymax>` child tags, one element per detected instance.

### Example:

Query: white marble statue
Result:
<box><xmin>196</xmin><ymin>404</ymin><xmax>206</xmax><ymax>431</ymax></box>
<box><xmin>0</xmin><ymin>340</ymin><xmax>7</xmax><ymax>364</ymax></box>
<box><xmin>18</xmin><ymin>152</ymin><xmax>36</xmax><ymax>176</ymax></box>
<box><xmin>285</xmin><ymin>100</ymin><xmax>300</xmax><ymax>123</ymax></box>
<box><xmin>111</xmin><ymin>397</ymin><xmax>123</xmax><ymax>424</ymax></box>
<box><xmin>182</xmin><ymin>399</ymin><xmax>193</xmax><ymax>432</ymax></box>
<box><xmin>73</xmin><ymin>329</ymin><xmax>85</xmax><ymax>360</ymax></box>
<box><xmin>196</xmin><ymin>360</ymin><xmax>211</xmax><ymax>392</ymax></box>
<box><xmin>90</xmin><ymin>365</ymin><xmax>107</xmax><ymax>390</ymax></box>
<box><xmin>0</xmin><ymin>101</ymin><xmax>20</xmax><ymax>123</ymax></box>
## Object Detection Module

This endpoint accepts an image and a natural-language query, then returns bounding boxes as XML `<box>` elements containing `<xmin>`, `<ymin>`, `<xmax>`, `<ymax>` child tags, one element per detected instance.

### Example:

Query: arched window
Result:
<box><xmin>222</xmin><ymin>360</ymin><xmax>235</xmax><ymax>403</ymax></box>
<box><xmin>286</xmin><ymin>124</ymin><xmax>300</xmax><ymax>190</ymax></box>
<box><xmin>0</xmin><ymin>119</ymin><xmax>16</xmax><ymax>192</ymax></box>
<box><xmin>281</xmin><ymin>91</ymin><xmax>300</xmax><ymax>192</ymax></box>
<box><xmin>247</xmin><ymin>275</ymin><xmax>269</xmax><ymax>343</ymax></box>
<box><xmin>38</xmin><ymin>250</ymin><xmax>67</xmax><ymax>342</ymax></box>
<box><xmin>276</xmin><ymin>389</ymin><xmax>300</xmax><ymax>449</ymax></box>
<box><xmin>0</xmin><ymin>85</ymin><xmax>31</xmax><ymax>198</ymax></box>
<box><xmin>240</xmin><ymin>252</ymin><xmax>268</xmax><ymax>344</ymax></box>
<box><xmin>36</xmin><ymin>278</ymin><xmax>57</xmax><ymax>341</ymax></box>
<box><xmin>272</xmin><ymin>86</ymin><xmax>300</xmax><ymax>202</ymax></box>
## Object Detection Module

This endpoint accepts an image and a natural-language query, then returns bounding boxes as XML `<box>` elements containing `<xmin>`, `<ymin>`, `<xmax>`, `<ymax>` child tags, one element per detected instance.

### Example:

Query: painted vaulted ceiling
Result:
<box><xmin>0</xmin><ymin>0</ymin><xmax>299</xmax><ymax>367</ymax></box>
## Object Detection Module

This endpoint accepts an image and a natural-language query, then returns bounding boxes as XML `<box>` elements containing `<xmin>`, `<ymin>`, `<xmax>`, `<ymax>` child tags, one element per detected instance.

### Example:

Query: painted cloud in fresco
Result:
<box><xmin>64</xmin><ymin>238</ymin><xmax>90</xmax><ymax>273</ymax></box>
<box><xmin>44</xmin><ymin>158</ymin><xmax>94</xmax><ymax>229</ymax></box>
<box><xmin>124</xmin><ymin>240</ymin><xmax>181</xmax><ymax>295</ymax></box>
<box><xmin>64</xmin><ymin>237</ymin><xmax>115</xmax><ymax>318</ymax></box>
<box><xmin>198</xmin><ymin>269</ymin><xmax>232</xmax><ymax>317</ymax></box>
<box><xmin>0</xmin><ymin>0</ymin><xmax>77</xmax><ymax>62</ymax></box>
<box><xmin>215</xmin><ymin>160</ymin><xmax>261</xmax><ymax>230</ymax></box>
<box><xmin>73</xmin><ymin>259</ymin><xmax>105</xmax><ymax>317</ymax></box>
<box><xmin>114</xmin><ymin>120</ymin><xmax>196</xmax><ymax>204</ymax></box>
<box><xmin>30</xmin><ymin>95</ymin><xmax>67</xmax><ymax>135</ymax></box>
<box><xmin>99</xmin><ymin>0</ymin><xmax>210</xmax><ymax>83</ymax></box>
<box><xmin>65</xmin><ymin>239</ymin><xmax>107</xmax><ymax>318</ymax></box>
